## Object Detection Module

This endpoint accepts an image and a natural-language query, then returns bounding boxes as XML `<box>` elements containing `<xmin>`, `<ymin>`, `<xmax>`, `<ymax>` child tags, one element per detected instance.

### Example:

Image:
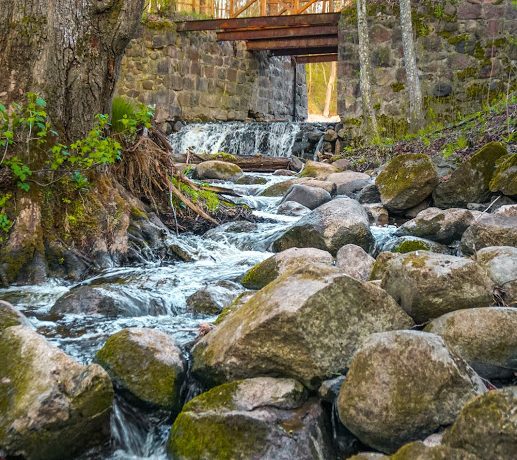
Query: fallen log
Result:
<box><xmin>171</xmin><ymin>153</ymin><xmax>300</xmax><ymax>172</ymax></box>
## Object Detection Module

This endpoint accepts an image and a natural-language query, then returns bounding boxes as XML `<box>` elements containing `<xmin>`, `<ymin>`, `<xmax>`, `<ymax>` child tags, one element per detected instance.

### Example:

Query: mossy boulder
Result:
<box><xmin>489</xmin><ymin>154</ymin><xmax>517</xmax><ymax>197</ymax></box>
<box><xmin>96</xmin><ymin>328</ymin><xmax>185</xmax><ymax>410</ymax></box>
<box><xmin>369</xmin><ymin>252</ymin><xmax>397</xmax><ymax>281</ymax></box>
<box><xmin>280</xmin><ymin>184</ymin><xmax>331</xmax><ymax>210</ymax></box>
<box><xmin>167</xmin><ymin>377</ymin><xmax>334</xmax><ymax>460</ymax></box>
<box><xmin>260</xmin><ymin>179</ymin><xmax>296</xmax><ymax>196</ymax></box>
<box><xmin>272</xmin><ymin>198</ymin><xmax>374</xmax><ymax>255</ymax></box>
<box><xmin>241</xmin><ymin>247</ymin><xmax>334</xmax><ymax>290</ymax></box>
<box><xmin>299</xmin><ymin>160</ymin><xmax>339</xmax><ymax>179</ymax></box>
<box><xmin>337</xmin><ymin>331</ymin><xmax>486</xmax><ymax>454</ymax></box>
<box><xmin>391</xmin><ymin>441</ymin><xmax>478</xmax><ymax>460</ymax></box>
<box><xmin>186</xmin><ymin>281</ymin><xmax>242</xmax><ymax>315</ymax></box>
<box><xmin>476</xmin><ymin>246</ymin><xmax>517</xmax><ymax>306</ymax></box>
<box><xmin>395</xmin><ymin>207</ymin><xmax>480</xmax><ymax>244</ymax></box>
<box><xmin>425</xmin><ymin>307</ymin><xmax>517</xmax><ymax>380</ymax></box>
<box><xmin>0</xmin><ymin>300</ymin><xmax>31</xmax><ymax>332</ymax></box>
<box><xmin>195</xmin><ymin>160</ymin><xmax>243</xmax><ymax>181</ymax></box>
<box><xmin>382</xmin><ymin>236</ymin><xmax>450</xmax><ymax>254</ymax></box>
<box><xmin>0</xmin><ymin>326</ymin><xmax>113</xmax><ymax>460</ymax></box>
<box><xmin>433</xmin><ymin>142</ymin><xmax>508</xmax><ymax>208</ymax></box>
<box><xmin>444</xmin><ymin>387</ymin><xmax>517</xmax><ymax>460</ymax></box>
<box><xmin>460</xmin><ymin>212</ymin><xmax>517</xmax><ymax>255</ymax></box>
<box><xmin>192</xmin><ymin>264</ymin><xmax>413</xmax><ymax>389</ymax></box>
<box><xmin>336</xmin><ymin>244</ymin><xmax>375</xmax><ymax>281</ymax></box>
<box><xmin>381</xmin><ymin>252</ymin><xmax>494</xmax><ymax>323</ymax></box>
<box><xmin>376</xmin><ymin>154</ymin><xmax>439</xmax><ymax>212</ymax></box>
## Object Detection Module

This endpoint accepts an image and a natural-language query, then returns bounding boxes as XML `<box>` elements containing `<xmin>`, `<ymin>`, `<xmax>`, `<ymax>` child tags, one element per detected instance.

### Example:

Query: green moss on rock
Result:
<box><xmin>241</xmin><ymin>257</ymin><xmax>279</xmax><ymax>290</ymax></box>
<box><xmin>489</xmin><ymin>154</ymin><xmax>517</xmax><ymax>196</ymax></box>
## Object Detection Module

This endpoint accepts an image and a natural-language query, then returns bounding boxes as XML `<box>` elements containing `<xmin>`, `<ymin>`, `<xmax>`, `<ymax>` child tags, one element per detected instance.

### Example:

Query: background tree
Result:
<box><xmin>399</xmin><ymin>0</ymin><xmax>424</xmax><ymax>131</ymax></box>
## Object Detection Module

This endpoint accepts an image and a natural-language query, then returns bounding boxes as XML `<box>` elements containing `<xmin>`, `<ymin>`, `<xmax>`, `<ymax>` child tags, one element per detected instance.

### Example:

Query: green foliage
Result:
<box><xmin>111</xmin><ymin>96</ymin><xmax>153</xmax><ymax>139</ymax></box>
<box><xmin>172</xmin><ymin>178</ymin><xmax>220</xmax><ymax>213</ymax></box>
<box><xmin>442</xmin><ymin>135</ymin><xmax>468</xmax><ymax>159</ymax></box>
<box><xmin>0</xmin><ymin>193</ymin><xmax>12</xmax><ymax>238</ymax></box>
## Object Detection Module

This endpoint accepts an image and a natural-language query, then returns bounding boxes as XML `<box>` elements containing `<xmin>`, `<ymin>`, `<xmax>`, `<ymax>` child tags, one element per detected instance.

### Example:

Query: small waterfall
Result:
<box><xmin>169</xmin><ymin>121</ymin><xmax>301</xmax><ymax>157</ymax></box>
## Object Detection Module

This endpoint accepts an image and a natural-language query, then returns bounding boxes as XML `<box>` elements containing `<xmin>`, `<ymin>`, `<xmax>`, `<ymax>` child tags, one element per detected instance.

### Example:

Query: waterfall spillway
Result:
<box><xmin>169</xmin><ymin>121</ymin><xmax>301</xmax><ymax>157</ymax></box>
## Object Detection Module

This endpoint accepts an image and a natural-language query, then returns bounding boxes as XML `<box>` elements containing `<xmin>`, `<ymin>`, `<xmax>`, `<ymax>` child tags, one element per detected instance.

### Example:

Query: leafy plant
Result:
<box><xmin>111</xmin><ymin>96</ymin><xmax>153</xmax><ymax>139</ymax></box>
<box><xmin>0</xmin><ymin>193</ymin><xmax>13</xmax><ymax>238</ymax></box>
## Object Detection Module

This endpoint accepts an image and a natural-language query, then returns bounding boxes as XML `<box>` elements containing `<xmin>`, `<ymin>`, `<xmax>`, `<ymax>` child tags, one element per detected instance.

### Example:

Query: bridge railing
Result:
<box><xmin>146</xmin><ymin>0</ymin><xmax>351</xmax><ymax>19</ymax></box>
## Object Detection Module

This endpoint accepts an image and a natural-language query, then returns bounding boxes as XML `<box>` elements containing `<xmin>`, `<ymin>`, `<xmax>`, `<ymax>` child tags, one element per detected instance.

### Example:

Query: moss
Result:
<box><xmin>130</xmin><ymin>206</ymin><xmax>147</xmax><ymax>219</ymax></box>
<box><xmin>393</xmin><ymin>239</ymin><xmax>431</xmax><ymax>253</ymax></box>
<box><xmin>401</xmin><ymin>253</ymin><xmax>428</xmax><ymax>269</ymax></box>
<box><xmin>489</xmin><ymin>153</ymin><xmax>517</xmax><ymax>196</ymax></box>
<box><xmin>241</xmin><ymin>257</ymin><xmax>279</xmax><ymax>290</ymax></box>
<box><xmin>469</xmin><ymin>141</ymin><xmax>508</xmax><ymax>184</ymax></box>
<box><xmin>448</xmin><ymin>33</ymin><xmax>470</xmax><ymax>46</ymax></box>
<box><xmin>260</xmin><ymin>179</ymin><xmax>295</xmax><ymax>197</ymax></box>
<box><xmin>183</xmin><ymin>381</ymin><xmax>241</xmax><ymax>412</ymax></box>
<box><xmin>391</xmin><ymin>82</ymin><xmax>405</xmax><ymax>93</ymax></box>
<box><xmin>456</xmin><ymin>67</ymin><xmax>477</xmax><ymax>81</ymax></box>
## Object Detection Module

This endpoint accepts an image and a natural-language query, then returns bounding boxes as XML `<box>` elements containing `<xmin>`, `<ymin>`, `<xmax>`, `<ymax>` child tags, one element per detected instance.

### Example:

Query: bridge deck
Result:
<box><xmin>175</xmin><ymin>13</ymin><xmax>340</xmax><ymax>62</ymax></box>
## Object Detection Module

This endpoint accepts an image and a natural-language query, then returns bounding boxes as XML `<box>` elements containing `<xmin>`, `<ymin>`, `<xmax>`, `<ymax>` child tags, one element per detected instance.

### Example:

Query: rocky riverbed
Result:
<box><xmin>1</xmin><ymin>140</ymin><xmax>517</xmax><ymax>460</ymax></box>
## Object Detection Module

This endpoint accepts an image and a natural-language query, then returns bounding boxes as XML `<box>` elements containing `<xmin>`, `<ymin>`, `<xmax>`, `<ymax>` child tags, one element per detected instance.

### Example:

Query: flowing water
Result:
<box><xmin>0</xmin><ymin>145</ymin><xmax>398</xmax><ymax>459</ymax></box>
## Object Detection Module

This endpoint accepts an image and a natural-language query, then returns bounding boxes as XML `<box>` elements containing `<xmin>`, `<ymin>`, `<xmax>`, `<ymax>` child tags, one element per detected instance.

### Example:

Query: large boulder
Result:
<box><xmin>376</xmin><ymin>154</ymin><xmax>439</xmax><ymax>212</ymax></box>
<box><xmin>382</xmin><ymin>236</ymin><xmax>450</xmax><ymax>254</ymax></box>
<box><xmin>299</xmin><ymin>160</ymin><xmax>339</xmax><ymax>179</ymax></box>
<box><xmin>280</xmin><ymin>184</ymin><xmax>331</xmax><ymax>210</ymax></box>
<box><xmin>167</xmin><ymin>377</ymin><xmax>334</xmax><ymax>460</ymax></box>
<box><xmin>476</xmin><ymin>246</ymin><xmax>517</xmax><ymax>306</ymax></box>
<box><xmin>241</xmin><ymin>247</ymin><xmax>334</xmax><ymax>290</ymax></box>
<box><xmin>336</xmin><ymin>244</ymin><xmax>375</xmax><ymax>281</ymax></box>
<box><xmin>0</xmin><ymin>300</ymin><xmax>31</xmax><ymax>331</ymax></box>
<box><xmin>186</xmin><ymin>281</ymin><xmax>242</xmax><ymax>315</ymax></box>
<box><xmin>425</xmin><ymin>307</ymin><xmax>517</xmax><ymax>379</ymax></box>
<box><xmin>195</xmin><ymin>160</ymin><xmax>243</xmax><ymax>181</ymax></box>
<box><xmin>490</xmin><ymin>154</ymin><xmax>517</xmax><ymax>197</ymax></box>
<box><xmin>0</xmin><ymin>326</ymin><xmax>113</xmax><ymax>460</ymax></box>
<box><xmin>272</xmin><ymin>198</ymin><xmax>374</xmax><ymax>255</ymax></box>
<box><xmin>444</xmin><ymin>387</ymin><xmax>517</xmax><ymax>460</ymax></box>
<box><xmin>337</xmin><ymin>331</ymin><xmax>486</xmax><ymax>454</ymax></box>
<box><xmin>327</xmin><ymin>171</ymin><xmax>372</xmax><ymax>196</ymax></box>
<box><xmin>193</xmin><ymin>264</ymin><xmax>413</xmax><ymax>389</ymax></box>
<box><xmin>460</xmin><ymin>211</ymin><xmax>517</xmax><ymax>255</ymax></box>
<box><xmin>260</xmin><ymin>179</ymin><xmax>295</xmax><ymax>197</ymax></box>
<box><xmin>381</xmin><ymin>252</ymin><xmax>494</xmax><ymax>323</ymax></box>
<box><xmin>96</xmin><ymin>328</ymin><xmax>185</xmax><ymax>411</ymax></box>
<box><xmin>395</xmin><ymin>208</ymin><xmax>480</xmax><ymax>244</ymax></box>
<box><xmin>433</xmin><ymin>142</ymin><xmax>508</xmax><ymax>208</ymax></box>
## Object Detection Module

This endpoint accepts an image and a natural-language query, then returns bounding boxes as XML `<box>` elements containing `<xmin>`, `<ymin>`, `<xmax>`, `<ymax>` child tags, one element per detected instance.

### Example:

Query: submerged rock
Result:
<box><xmin>444</xmin><ymin>387</ymin><xmax>517</xmax><ymax>460</ymax></box>
<box><xmin>276</xmin><ymin>200</ymin><xmax>310</xmax><ymax>216</ymax></box>
<box><xmin>381</xmin><ymin>252</ymin><xmax>493</xmax><ymax>323</ymax></box>
<box><xmin>0</xmin><ymin>326</ymin><xmax>113</xmax><ymax>460</ymax></box>
<box><xmin>382</xmin><ymin>236</ymin><xmax>450</xmax><ymax>254</ymax></box>
<box><xmin>337</xmin><ymin>331</ymin><xmax>486</xmax><ymax>454</ymax></box>
<box><xmin>272</xmin><ymin>198</ymin><xmax>374</xmax><ymax>255</ymax></box>
<box><xmin>241</xmin><ymin>247</ymin><xmax>334</xmax><ymax>290</ymax></box>
<box><xmin>96</xmin><ymin>328</ymin><xmax>185</xmax><ymax>410</ymax></box>
<box><xmin>168</xmin><ymin>377</ymin><xmax>334</xmax><ymax>460</ymax></box>
<box><xmin>235</xmin><ymin>175</ymin><xmax>268</xmax><ymax>185</ymax></box>
<box><xmin>376</xmin><ymin>154</ymin><xmax>439</xmax><ymax>212</ymax></box>
<box><xmin>193</xmin><ymin>264</ymin><xmax>413</xmax><ymax>389</ymax></box>
<box><xmin>476</xmin><ymin>246</ymin><xmax>517</xmax><ymax>306</ymax></box>
<box><xmin>186</xmin><ymin>281</ymin><xmax>242</xmax><ymax>315</ymax></box>
<box><xmin>433</xmin><ymin>142</ymin><xmax>508</xmax><ymax>208</ymax></box>
<box><xmin>395</xmin><ymin>207</ymin><xmax>480</xmax><ymax>244</ymax></box>
<box><xmin>0</xmin><ymin>300</ymin><xmax>31</xmax><ymax>331</ymax></box>
<box><xmin>336</xmin><ymin>244</ymin><xmax>375</xmax><ymax>281</ymax></box>
<box><xmin>299</xmin><ymin>159</ymin><xmax>339</xmax><ymax>179</ymax></box>
<box><xmin>425</xmin><ymin>307</ymin><xmax>517</xmax><ymax>379</ymax></box>
<box><xmin>280</xmin><ymin>183</ymin><xmax>331</xmax><ymax>210</ymax></box>
<box><xmin>460</xmin><ymin>212</ymin><xmax>517</xmax><ymax>254</ymax></box>
<box><xmin>195</xmin><ymin>160</ymin><xmax>243</xmax><ymax>181</ymax></box>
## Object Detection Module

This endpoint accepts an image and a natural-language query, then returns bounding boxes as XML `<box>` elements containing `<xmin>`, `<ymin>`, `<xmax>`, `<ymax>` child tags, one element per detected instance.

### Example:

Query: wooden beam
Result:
<box><xmin>294</xmin><ymin>53</ymin><xmax>338</xmax><ymax>63</ymax></box>
<box><xmin>217</xmin><ymin>25</ymin><xmax>337</xmax><ymax>41</ymax></box>
<box><xmin>176</xmin><ymin>12</ymin><xmax>340</xmax><ymax>32</ymax></box>
<box><xmin>270</xmin><ymin>46</ymin><xmax>338</xmax><ymax>56</ymax></box>
<box><xmin>246</xmin><ymin>36</ymin><xmax>338</xmax><ymax>51</ymax></box>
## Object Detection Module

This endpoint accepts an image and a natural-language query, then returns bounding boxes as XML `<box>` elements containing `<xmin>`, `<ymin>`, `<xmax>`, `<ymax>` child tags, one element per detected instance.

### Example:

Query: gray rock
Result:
<box><xmin>272</xmin><ymin>198</ymin><xmax>374</xmax><ymax>255</ymax></box>
<box><xmin>277</xmin><ymin>201</ymin><xmax>311</xmax><ymax>216</ymax></box>
<box><xmin>280</xmin><ymin>184</ymin><xmax>331</xmax><ymax>210</ymax></box>
<box><xmin>327</xmin><ymin>171</ymin><xmax>372</xmax><ymax>196</ymax></box>
<box><xmin>0</xmin><ymin>300</ymin><xmax>31</xmax><ymax>332</ymax></box>
<box><xmin>425</xmin><ymin>307</ymin><xmax>517</xmax><ymax>379</ymax></box>
<box><xmin>167</xmin><ymin>378</ymin><xmax>334</xmax><ymax>460</ymax></box>
<box><xmin>363</xmin><ymin>203</ymin><xmax>389</xmax><ymax>225</ymax></box>
<box><xmin>357</xmin><ymin>184</ymin><xmax>381</xmax><ymax>204</ymax></box>
<box><xmin>0</xmin><ymin>326</ymin><xmax>113</xmax><ymax>460</ymax></box>
<box><xmin>444</xmin><ymin>387</ymin><xmax>517</xmax><ymax>460</ymax></box>
<box><xmin>195</xmin><ymin>160</ymin><xmax>243</xmax><ymax>181</ymax></box>
<box><xmin>336</xmin><ymin>244</ymin><xmax>375</xmax><ymax>281</ymax></box>
<box><xmin>338</xmin><ymin>331</ymin><xmax>486</xmax><ymax>454</ymax></box>
<box><xmin>382</xmin><ymin>236</ymin><xmax>450</xmax><ymax>254</ymax></box>
<box><xmin>193</xmin><ymin>264</ymin><xmax>413</xmax><ymax>389</ymax></box>
<box><xmin>381</xmin><ymin>252</ymin><xmax>494</xmax><ymax>323</ymax></box>
<box><xmin>299</xmin><ymin>160</ymin><xmax>339</xmax><ymax>179</ymax></box>
<box><xmin>476</xmin><ymin>246</ymin><xmax>517</xmax><ymax>306</ymax></box>
<box><xmin>235</xmin><ymin>175</ymin><xmax>268</xmax><ymax>185</ymax></box>
<box><xmin>186</xmin><ymin>281</ymin><xmax>242</xmax><ymax>315</ymax></box>
<box><xmin>390</xmin><ymin>441</ymin><xmax>478</xmax><ymax>460</ymax></box>
<box><xmin>460</xmin><ymin>213</ymin><xmax>517</xmax><ymax>255</ymax></box>
<box><xmin>318</xmin><ymin>375</ymin><xmax>346</xmax><ymax>403</ymax></box>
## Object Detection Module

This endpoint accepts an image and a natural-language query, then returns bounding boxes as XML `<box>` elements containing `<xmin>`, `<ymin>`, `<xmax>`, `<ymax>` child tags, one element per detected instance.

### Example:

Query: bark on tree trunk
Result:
<box><xmin>0</xmin><ymin>0</ymin><xmax>145</xmax><ymax>141</ymax></box>
<box><xmin>323</xmin><ymin>61</ymin><xmax>337</xmax><ymax>118</ymax></box>
<box><xmin>356</xmin><ymin>0</ymin><xmax>379</xmax><ymax>137</ymax></box>
<box><xmin>399</xmin><ymin>0</ymin><xmax>424</xmax><ymax>132</ymax></box>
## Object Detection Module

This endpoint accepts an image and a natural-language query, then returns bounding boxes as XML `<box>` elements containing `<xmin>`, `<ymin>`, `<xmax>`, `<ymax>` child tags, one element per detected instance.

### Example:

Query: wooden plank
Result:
<box><xmin>294</xmin><ymin>53</ymin><xmax>338</xmax><ymax>63</ymax></box>
<box><xmin>176</xmin><ymin>12</ymin><xmax>340</xmax><ymax>31</ymax></box>
<box><xmin>217</xmin><ymin>25</ymin><xmax>337</xmax><ymax>41</ymax></box>
<box><xmin>246</xmin><ymin>35</ymin><xmax>338</xmax><ymax>51</ymax></box>
<box><xmin>270</xmin><ymin>46</ymin><xmax>338</xmax><ymax>56</ymax></box>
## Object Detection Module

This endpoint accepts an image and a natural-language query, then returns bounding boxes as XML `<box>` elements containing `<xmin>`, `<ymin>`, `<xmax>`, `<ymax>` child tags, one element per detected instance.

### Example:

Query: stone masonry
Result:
<box><xmin>117</xmin><ymin>24</ymin><xmax>308</xmax><ymax>123</ymax></box>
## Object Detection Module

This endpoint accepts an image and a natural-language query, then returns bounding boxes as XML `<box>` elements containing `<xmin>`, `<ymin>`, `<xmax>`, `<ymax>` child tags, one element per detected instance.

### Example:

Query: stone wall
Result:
<box><xmin>337</xmin><ymin>0</ymin><xmax>516</xmax><ymax>136</ymax></box>
<box><xmin>117</xmin><ymin>25</ymin><xmax>308</xmax><ymax>124</ymax></box>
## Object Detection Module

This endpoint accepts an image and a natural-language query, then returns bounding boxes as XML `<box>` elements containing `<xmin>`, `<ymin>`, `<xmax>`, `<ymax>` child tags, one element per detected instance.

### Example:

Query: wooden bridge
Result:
<box><xmin>174</xmin><ymin>0</ymin><xmax>348</xmax><ymax>63</ymax></box>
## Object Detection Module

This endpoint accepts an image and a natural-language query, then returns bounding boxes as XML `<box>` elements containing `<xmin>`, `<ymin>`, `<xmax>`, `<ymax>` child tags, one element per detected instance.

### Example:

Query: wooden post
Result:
<box><xmin>260</xmin><ymin>0</ymin><xmax>267</xmax><ymax>16</ymax></box>
<box><xmin>230</xmin><ymin>0</ymin><xmax>235</xmax><ymax>17</ymax></box>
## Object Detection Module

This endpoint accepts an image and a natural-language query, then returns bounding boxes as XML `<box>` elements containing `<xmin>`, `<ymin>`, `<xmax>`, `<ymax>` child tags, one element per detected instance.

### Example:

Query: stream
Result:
<box><xmin>0</xmin><ymin>134</ymin><xmax>397</xmax><ymax>459</ymax></box>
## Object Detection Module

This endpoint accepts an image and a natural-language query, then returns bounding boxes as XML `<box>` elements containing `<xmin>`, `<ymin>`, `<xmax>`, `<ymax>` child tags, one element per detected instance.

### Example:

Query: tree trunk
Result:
<box><xmin>356</xmin><ymin>0</ymin><xmax>379</xmax><ymax>137</ymax></box>
<box><xmin>399</xmin><ymin>0</ymin><xmax>424</xmax><ymax>132</ymax></box>
<box><xmin>323</xmin><ymin>61</ymin><xmax>337</xmax><ymax>118</ymax></box>
<box><xmin>0</xmin><ymin>0</ymin><xmax>144</xmax><ymax>141</ymax></box>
